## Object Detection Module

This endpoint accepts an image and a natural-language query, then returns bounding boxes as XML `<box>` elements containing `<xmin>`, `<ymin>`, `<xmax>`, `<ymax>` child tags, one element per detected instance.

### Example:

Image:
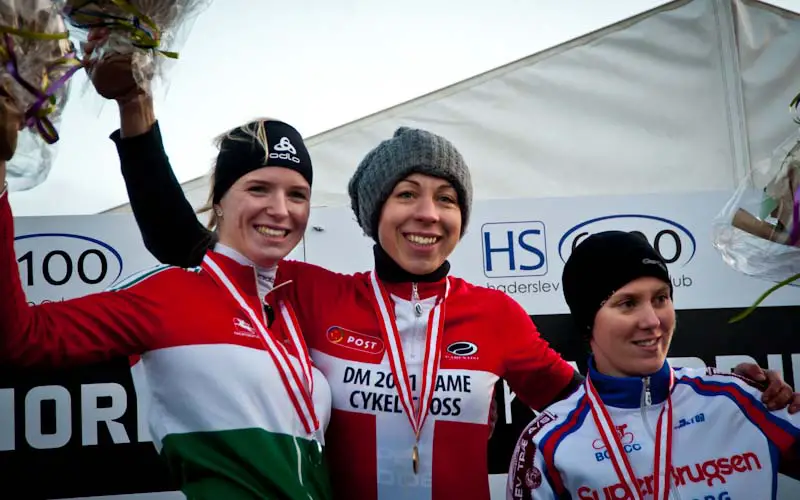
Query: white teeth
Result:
<box><xmin>256</xmin><ymin>226</ymin><xmax>287</xmax><ymax>237</ymax></box>
<box><xmin>633</xmin><ymin>339</ymin><xmax>658</xmax><ymax>347</ymax></box>
<box><xmin>406</xmin><ymin>234</ymin><xmax>438</xmax><ymax>245</ymax></box>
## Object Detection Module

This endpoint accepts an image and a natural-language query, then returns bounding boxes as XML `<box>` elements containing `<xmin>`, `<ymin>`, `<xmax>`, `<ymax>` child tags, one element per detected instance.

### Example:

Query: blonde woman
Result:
<box><xmin>0</xmin><ymin>85</ymin><xmax>332</xmax><ymax>498</ymax></box>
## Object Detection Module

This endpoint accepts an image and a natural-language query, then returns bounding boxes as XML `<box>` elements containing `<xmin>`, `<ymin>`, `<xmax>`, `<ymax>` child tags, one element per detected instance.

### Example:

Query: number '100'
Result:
<box><xmin>17</xmin><ymin>250</ymin><xmax>108</xmax><ymax>287</ymax></box>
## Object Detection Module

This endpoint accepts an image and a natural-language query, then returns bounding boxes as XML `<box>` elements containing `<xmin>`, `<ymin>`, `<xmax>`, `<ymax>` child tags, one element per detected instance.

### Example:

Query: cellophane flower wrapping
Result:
<box><xmin>1</xmin><ymin>0</ymin><xmax>79</xmax><ymax>191</ymax></box>
<box><xmin>711</xmin><ymin>136</ymin><xmax>800</xmax><ymax>318</ymax></box>
<box><xmin>59</xmin><ymin>0</ymin><xmax>211</xmax><ymax>95</ymax></box>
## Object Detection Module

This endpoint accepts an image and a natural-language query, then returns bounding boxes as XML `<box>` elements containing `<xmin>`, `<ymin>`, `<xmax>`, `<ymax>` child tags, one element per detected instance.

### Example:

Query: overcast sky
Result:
<box><xmin>7</xmin><ymin>0</ymin><xmax>800</xmax><ymax>216</ymax></box>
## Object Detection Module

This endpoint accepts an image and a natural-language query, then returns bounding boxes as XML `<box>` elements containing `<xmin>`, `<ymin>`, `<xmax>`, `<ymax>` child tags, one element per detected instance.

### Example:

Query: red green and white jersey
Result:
<box><xmin>272</xmin><ymin>260</ymin><xmax>575</xmax><ymax>500</ymax></box>
<box><xmin>0</xmin><ymin>191</ymin><xmax>333</xmax><ymax>500</ymax></box>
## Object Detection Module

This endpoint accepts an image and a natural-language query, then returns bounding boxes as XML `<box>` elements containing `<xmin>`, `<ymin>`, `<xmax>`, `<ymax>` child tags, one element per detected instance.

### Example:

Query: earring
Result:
<box><xmin>214</xmin><ymin>207</ymin><xmax>223</xmax><ymax>217</ymax></box>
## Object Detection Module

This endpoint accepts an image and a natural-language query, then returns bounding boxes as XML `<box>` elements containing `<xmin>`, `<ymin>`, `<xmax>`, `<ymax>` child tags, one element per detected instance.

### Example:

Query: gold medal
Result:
<box><xmin>368</xmin><ymin>272</ymin><xmax>451</xmax><ymax>480</ymax></box>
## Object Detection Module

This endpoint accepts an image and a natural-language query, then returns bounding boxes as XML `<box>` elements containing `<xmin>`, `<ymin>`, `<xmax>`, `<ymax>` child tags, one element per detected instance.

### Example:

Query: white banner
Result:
<box><xmin>304</xmin><ymin>190</ymin><xmax>800</xmax><ymax>312</ymax></box>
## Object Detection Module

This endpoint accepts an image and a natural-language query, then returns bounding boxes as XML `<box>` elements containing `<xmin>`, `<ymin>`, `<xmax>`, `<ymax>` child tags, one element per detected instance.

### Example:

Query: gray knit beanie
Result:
<box><xmin>348</xmin><ymin>126</ymin><xmax>473</xmax><ymax>240</ymax></box>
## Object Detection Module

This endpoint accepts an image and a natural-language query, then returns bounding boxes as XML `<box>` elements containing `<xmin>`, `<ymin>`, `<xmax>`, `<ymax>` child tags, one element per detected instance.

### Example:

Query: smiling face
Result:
<box><xmin>215</xmin><ymin>166</ymin><xmax>310</xmax><ymax>267</ymax></box>
<box><xmin>377</xmin><ymin>173</ymin><xmax>462</xmax><ymax>275</ymax></box>
<box><xmin>590</xmin><ymin>276</ymin><xmax>675</xmax><ymax>377</ymax></box>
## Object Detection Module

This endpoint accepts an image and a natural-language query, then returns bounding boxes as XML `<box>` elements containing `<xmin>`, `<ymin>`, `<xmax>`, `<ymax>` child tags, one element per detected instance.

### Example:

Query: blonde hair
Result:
<box><xmin>197</xmin><ymin>117</ymin><xmax>279</xmax><ymax>230</ymax></box>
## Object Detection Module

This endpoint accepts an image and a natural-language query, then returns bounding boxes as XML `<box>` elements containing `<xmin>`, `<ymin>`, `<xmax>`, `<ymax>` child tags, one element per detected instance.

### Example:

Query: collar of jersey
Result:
<box><xmin>587</xmin><ymin>356</ymin><xmax>672</xmax><ymax>409</ymax></box>
<box><xmin>382</xmin><ymin>280</ymin><xmax>447</xmax><ymax>302</ymax></box>
<box><xmin>373</xmin><ymin>244</ymin><xmax>450</xmax><ymax>283</ymax></box>
<box><xmin>207</xmin><ymin>244</ymin><xmax>278</xmax><ymax>307</ymax></box>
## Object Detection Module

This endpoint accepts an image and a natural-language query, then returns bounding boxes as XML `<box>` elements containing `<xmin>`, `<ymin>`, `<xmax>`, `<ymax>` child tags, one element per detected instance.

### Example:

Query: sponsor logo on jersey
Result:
<box><xmin>674</xmin><ymin>412</ymin><xmax>706</xmax><ymax>430</ymax></box>
<box><xmin>577</xmin><ymin>451</ymin><xmax>762</xmax><ymax>499</ymax></box>
<box><xmin>592</xmin><ymin>424</ymin><xmax>642</xmax><ymax>462</ymax></box>
<box><xmin>233</xmin><ymin>317</ymin><xmax>258</xmax><ymax>338</ymax></box>
<box><xmin>509</xmin><ymin>413</ymin><xmax>555</xmax><ymax>498</ymax></box>
<box><xmin>526</xmin><ymin>410</ymin><xmax>557</xmax><ymax>437</ymax></box>
<box><xmin>445</xmin><ymin>341</ymin><xmax>479</xmax><ymax>360</ymax></box>
<box><xmin>509</xmin><ymin>439</ymin><xmax>542</xmax><ymax>498</ymax></box>
<box><xmin>326</xmin><ymin>326</ymin><xmax>385</xmax><ymax>355</ymax></box>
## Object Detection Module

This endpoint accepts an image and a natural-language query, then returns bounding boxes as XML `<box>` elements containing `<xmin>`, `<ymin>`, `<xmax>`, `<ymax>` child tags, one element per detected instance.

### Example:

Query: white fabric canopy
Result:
<box><xmin>104</xmin><ymin>0</ymin><xmax>800</xmax><ymax>219</ymax></box>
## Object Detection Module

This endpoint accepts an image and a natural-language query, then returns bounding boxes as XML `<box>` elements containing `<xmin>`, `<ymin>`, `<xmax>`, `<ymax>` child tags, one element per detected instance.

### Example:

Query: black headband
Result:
<box><xmin>213</xmin><ymin>120</ymin><xmax>313</xmax><ymax>204</ymax></box>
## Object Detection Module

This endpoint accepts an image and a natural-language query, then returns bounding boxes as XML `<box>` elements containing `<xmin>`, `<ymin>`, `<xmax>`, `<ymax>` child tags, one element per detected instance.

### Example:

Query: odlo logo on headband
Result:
<box><xmin>270</xmin><ymin>137</ymin><xmax>300</xmax><ymax>164</ymax></box>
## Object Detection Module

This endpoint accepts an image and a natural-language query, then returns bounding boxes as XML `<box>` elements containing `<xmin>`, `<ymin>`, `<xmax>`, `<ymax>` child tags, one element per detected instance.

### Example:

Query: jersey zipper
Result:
<box><xmin>412</xmin><ymin>282</ymin><xmax>423</xmax><ymax>317</ymax></box>
<box><xmin>253</xmin><ymin>268</ymin><xmax>271</xmax><ymax>328</ymax></box>
<box><xmin>640</xmin><ymin>376</ymin><xmax>681</xmax><ymax>500</ymax></box>
<box><xmin>411</xmin><ymin>282</ymin><xmax>422</xmax><ymax>397</ymax></box>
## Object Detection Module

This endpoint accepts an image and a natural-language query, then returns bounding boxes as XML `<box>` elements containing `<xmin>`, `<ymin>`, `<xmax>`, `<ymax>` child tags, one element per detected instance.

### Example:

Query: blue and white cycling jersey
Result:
<box><xmin>507</xmin><ymin>359</ymin><xmax>800</xmax><ymax>500</ymax></box>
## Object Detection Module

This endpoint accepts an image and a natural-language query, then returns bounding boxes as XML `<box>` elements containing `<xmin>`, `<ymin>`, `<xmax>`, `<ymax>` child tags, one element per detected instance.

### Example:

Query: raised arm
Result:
<box><xmin>112</xmin><ymin>97</ymin><xmax>211</xmax><ymax>267</ymax></box>
<box><xmin>86</xmin><ymin>29</ymin><xmax>212</xmax><ymax>268</ymax></box>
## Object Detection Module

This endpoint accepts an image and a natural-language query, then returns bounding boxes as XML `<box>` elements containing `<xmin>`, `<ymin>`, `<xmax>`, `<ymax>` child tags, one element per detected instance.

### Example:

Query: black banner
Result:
<box><xmin>1</xmin><ymin>305</ymin><xmax>798</xmax><ymax>498</ymax></box>
<box><xmin>0</xmin><ymin>360</ymin><xmax>177</xmax><ymax>499</ymax></box>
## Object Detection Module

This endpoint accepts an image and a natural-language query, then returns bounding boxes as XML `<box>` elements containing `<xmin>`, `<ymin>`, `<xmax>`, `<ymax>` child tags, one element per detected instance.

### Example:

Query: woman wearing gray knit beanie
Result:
<box><xmin>347</xmin><ymin>126</ymin><xmax>473</xmax><ymax>276</ymax></box>
<box><xmin>112</xmin><ymin>122</ymin><xmax>584</xmax><ymax>500</ymax></box>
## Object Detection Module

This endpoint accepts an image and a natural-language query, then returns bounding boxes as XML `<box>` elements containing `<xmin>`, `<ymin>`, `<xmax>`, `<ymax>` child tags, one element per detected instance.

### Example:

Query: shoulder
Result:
<box><xmin>508</xmin><ymin>391</ymin><xmax>588</xmax><ymax>495</ymax></box>
<box><xmin>674</xmin><ymin>366</ymin><xmax>766</xmax><ymax>394</ymax></box>
<box><xmin>523</xmin><ymin>389</ymin><xmax>588</xmax><ymax>447</ymax></box>
<box><xmin>672</xmin><ymin>366</ymin><xmax>773</xmax><ymax>412</ymax></box>
<box><xmin>107</xmin><ymin>264</ymin><xmax>201</xmax><ymax>292</ymax></box>
<box><xmin>673</xmin><ymin>366</ymin><xmax>800</xmax><ymax>451</ymax></box>
<box><xmin>278</xmin><ymin>259</ymin><xmax>353</xmax><ymax>284</ymax></box>
<box><xmin>450</xmin><ymin>276</ymin><xmax>526</xmax><ymax>313</ymax></box>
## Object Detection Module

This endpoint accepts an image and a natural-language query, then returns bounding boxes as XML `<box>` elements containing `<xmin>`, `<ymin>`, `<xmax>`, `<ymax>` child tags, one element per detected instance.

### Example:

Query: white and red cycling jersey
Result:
<box><xmin>507</xmin><ymin>359</ymin><xmax>800</xmax><ymax>500</ymax></box>
<box><xmin>273</xmin><ymin>259</ymin><xmax>576</xmax><ymax>500</ymax></box>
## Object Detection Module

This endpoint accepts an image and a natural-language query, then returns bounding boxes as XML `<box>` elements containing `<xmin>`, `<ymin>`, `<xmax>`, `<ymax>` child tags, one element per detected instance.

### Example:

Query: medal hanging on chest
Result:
<box><xmin>203</xmin><ymin>254</ymin><xmax>323</xmax><ymax>465</ymax></box>
<box><xmin>585</xmin><ymin>370</ymin><xmax>675</xmax><ymax>500</ymax></box>
<box><xmin>367</xmin><ymin>271</ymin><xmax>450</xmax><ymax>473</ymax></box>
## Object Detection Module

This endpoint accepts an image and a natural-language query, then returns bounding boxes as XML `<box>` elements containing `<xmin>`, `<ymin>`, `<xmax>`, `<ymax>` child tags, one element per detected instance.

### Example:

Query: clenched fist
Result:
<box><xmin>83</xmin><ymin>28</ymin><xmax>146</xmax><ymax>103</ymax></box>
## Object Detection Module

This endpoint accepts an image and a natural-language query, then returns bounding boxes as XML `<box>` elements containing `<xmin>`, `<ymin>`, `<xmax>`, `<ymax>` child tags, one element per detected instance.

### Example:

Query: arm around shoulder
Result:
<box><xmin>681</xmin><ymin>368</ymin><xmax>800</xmax><ymax>458</ymax></box>
<box><xmin>499</xmin><ymin>293</ymin><xmax>580</xmax><ymax>411</ymax></box>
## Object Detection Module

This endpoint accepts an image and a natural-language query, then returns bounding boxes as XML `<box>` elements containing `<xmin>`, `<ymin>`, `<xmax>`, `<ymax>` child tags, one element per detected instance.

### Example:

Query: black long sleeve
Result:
<box><xmin>111</xmin><ymin>122</ymin><xmax>213</xmax><ymax>268</ymax></box>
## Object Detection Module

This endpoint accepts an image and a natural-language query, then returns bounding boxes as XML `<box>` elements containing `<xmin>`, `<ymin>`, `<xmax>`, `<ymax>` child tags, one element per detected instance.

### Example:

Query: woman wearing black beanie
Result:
<box><xmin>507</xmin><ymin>231</ymin><xmax>800</xmax><ymax>500</ymax></box>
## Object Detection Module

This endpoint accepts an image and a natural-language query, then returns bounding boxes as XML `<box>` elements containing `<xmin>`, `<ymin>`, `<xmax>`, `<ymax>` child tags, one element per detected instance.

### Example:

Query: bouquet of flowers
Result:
<box><xmin>711</xmin><ymin>92</ymin><xmax>800</xmax><ymax>322</ymax></box>
<box><xmin>58</xmin><ymin>0</ymin><xmax>210</xmax><ymax>95</ymax></box>
<box><xmin>0</xmin><ymin>0</ymin><xmax>81</xmax><ymax>191</ymax></box>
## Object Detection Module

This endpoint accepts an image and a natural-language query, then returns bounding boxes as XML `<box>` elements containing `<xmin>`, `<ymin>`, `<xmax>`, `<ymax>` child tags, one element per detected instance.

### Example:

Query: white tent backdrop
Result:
<box><xmin>102</xmin><ymin>0</ymin><xmax>800</xmax><ymax>217</ymax></box>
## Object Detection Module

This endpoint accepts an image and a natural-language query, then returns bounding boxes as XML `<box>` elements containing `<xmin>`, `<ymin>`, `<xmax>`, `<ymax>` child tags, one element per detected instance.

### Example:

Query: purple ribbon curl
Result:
<box><xmin>2</xmin><ymin>33</ymin><xmax>80</xmax><ymax>144</ymax></box>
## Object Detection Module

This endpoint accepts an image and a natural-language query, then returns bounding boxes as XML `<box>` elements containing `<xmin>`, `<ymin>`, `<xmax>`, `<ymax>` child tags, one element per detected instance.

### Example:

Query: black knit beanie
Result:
<box><xmin>213</xmin><ymin>119</ymin><xmax>312</xmax><ymax>204</ymax></box>
<box><xmin>561</xmin><ymin>231</ymin><xmax>673</xmax><ymax>334</ymax></box>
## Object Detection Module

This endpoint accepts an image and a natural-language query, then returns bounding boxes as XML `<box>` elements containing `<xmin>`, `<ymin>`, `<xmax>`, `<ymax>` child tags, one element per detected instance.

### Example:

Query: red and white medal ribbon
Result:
<box><xmin>202</xmin><ymin>254</ymin><xmax>320</xmax><ymax>439</ymax></box>
<box><xmin>367</xmin><ymin>271</ymin><xmax>450</xmax><ymax>473</ymax></box>
<box><xmin>585</xmin><ymin>370</ymin><xmax>674</xmax><ymax>500</ymax></box>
